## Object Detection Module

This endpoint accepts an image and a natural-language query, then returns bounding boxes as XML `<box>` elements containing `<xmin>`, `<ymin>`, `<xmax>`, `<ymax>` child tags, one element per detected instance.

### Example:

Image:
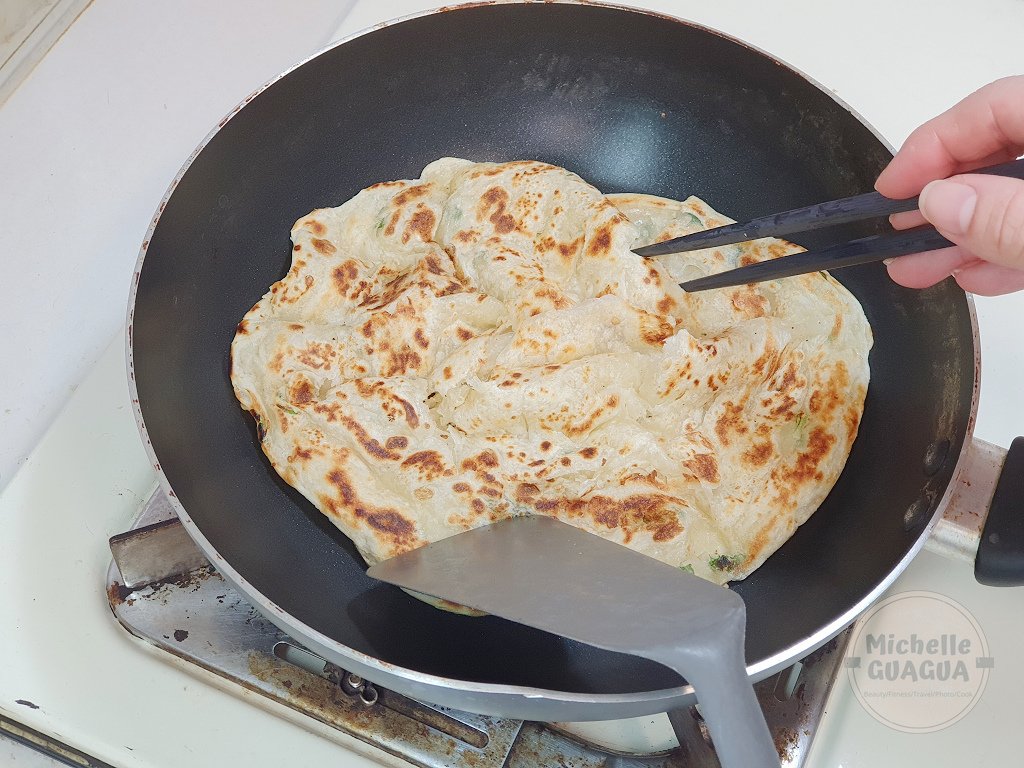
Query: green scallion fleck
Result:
<box><xmin>708</xmin><ymin>553</ymin><xmax>743</xmax><ymax>572</ymax></box>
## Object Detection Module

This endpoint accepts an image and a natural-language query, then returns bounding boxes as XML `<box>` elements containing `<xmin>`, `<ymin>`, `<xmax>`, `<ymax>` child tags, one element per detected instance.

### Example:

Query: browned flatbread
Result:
<box><xmin>230</xmin><ymin>159</ymin><xmax>871</xmax><ymax>609</ymax></box>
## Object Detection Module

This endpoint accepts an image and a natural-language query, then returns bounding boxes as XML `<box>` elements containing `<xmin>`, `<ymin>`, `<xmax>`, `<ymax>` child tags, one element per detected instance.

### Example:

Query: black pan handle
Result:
<box><xmin>975</xmin><ymin>437</ymin><xmax>1024</xmax><ymax>586</ymax></box>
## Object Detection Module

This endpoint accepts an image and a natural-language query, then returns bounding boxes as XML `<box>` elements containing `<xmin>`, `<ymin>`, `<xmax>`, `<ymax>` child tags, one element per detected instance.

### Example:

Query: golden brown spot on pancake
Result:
<box><xmin>268</xmin><ymin>351</ymin><xmax>284</xmax><ymax>374</ymax></box>
<box><xmin>742</xmin><ymin>440</ymin><xmax>774</xmax><ymax>468</ymax></box>
<box><xmin>480</xmin><ymin>485</ymin><xmax>502</xmax><ymax>498</ymax></box>
<box><xmin>383</xmin><ymin>210</ymin><xmax>401</xmax><ymax>237</ymax></box>
<box><xmin>640</xmin><ymin>314</ymin><xmax>674</xmax><ymax>346</ymax></box>
<box><xmin>382</xmin><ymin>345</ymin><xmax>423</xmax><ymax>376</ymax></box>
<box><xmin>453</xmin><ymin>482</ymin><xmax>471</xmax><ymax>493</ymax></box>
<box><xmin>752</xmin><ymin>343</ymin><xmax>781</xmax><ymax>378</ymax></box>
<box><xmin>768</xmin><ymin>395</ymin><xmax>797</xmax><ymax>419</ymax></box>
<box><xmin>364</xmin><ymin>510</ymin><xmax>417</xmax><ymax>544</ymax></box>
<box><xmin>831</xmin><ymin>314</ymin><xmax>843</xmax><ymax>339</ymax></box>
<box><xmin>564</xmin><ymin>404</ymin><xmax>608</xmax><ymax>438</ymax></box>
<box><xmin>540</xmin><ymin>441</ymin><xmax>552</xmax><ymax>452</ymax></box>
<box><xmin>656</xmin><ymin>296</ymin><xmax>677</xmax><ymax>315</ymax></box>
<box><xmin>533</xmin><ymin>285</ymin><xmax>571</xmax><ymax>309</ymax></box>
<box><xmin>311</xmin><ymin>238</ymin><xmax>336</xmax><ymax>255</ymax></box>
<box><xmin>332</xmin><ymin>260</ymin><xmax>359</xmax><ymax>294</ymax></box>
<box><xmin>392</xmin><ymin>184</ymin><xmax>429</xmax><ymax>207</ymax></box>
<box><xmin>809</xmin><ymin>362</ymin><xmax>850</xmax><ymax>418</ymax></box>
<box><xmin>844</xmin><ymin>405</ymin><xmax>862</xmax><ymax>446</ymax></box>
<box><xmin>478</xmin><ymin>187</ymin><xmax>517</xmax><ymax>234</ymax></box>
<box><xmin>768</xmin><ymin>242</ymin><xmax>791</xmax><ymax>259</ymax></box>
<box><xmin>288</xmin><ymin>323</ymin><xmax>304</xmax><ymax>331</ymax></box>
<box><xmin>236</xmin><ymin>320</ymin><xmax>249</xmax><ymax>335</ymax></box>
<box><xmin>559</xmin><ymin>456</ymin><xmax>572</xmax><ymax>466</ymax></box>
<box><xmin>339</xmin><ymin>415</ymin><xmax>401</xmax><ymax>461</ymax></box>
<box><xmin>460</xmin><ymin>449</ymin><xmax>498</xmax><ymax>471</ymax></box>
<box><xmin>424</xmin><ymin>253</ymin><xmax>445</xmax><ymax>274</ymax></box>
<box><xmin>288</xmin><ymin>446</ymin><xmax>314</xmax><ymax>463</ymax></box>
<box><xmin>580</xmin><ymin>447</ymin><xmax>598</xmax><ymax>459</ymax></box>
<box><xmin>535</xmin><ymin>494</ymin><xmax>683</xmax><ymax>544</ymax></box>
<box><xmin>685</xmin><ymin>454</ymin><xmax>720</xmax><ymax>483</ymax></box>
<box><xmin>290</xmin><ymin>379</ymin><xmax>314</xmax><ymax>405</ymax></box>
<box><xmin>442</xmin><ymin>366</ymin><xmax>453</xmax><ymax>380</ymax></box>
<box><xmin>585</xmin><ymin>223</ymin><xmax>614</xmax><ymax>257</ymax></box>
<box><xmin>740</xmin><ymin>254</ymin><xmax>759</xmax><ymax>267</ymax></box>
<box><xmin>730</xmin><ymin>288</ymin><xmax>769</xmax><ymax>318</ymax></box>
<box><xmin>515</xmin><ymin>483</ymin><xmax>540</xmax><ymax>502</ymax></box>
<box><xmin>528</xmin><ymin>459</ymin><xmax>544</xmax><ymax>467</ymax></box>
<box><xmin>307</xmin><ymin>220</ymin><xmax>326</xmax><ymax>236</ymax></box>
<box><xmin>471</xmin><ymin>498</ymin><xmax>486</xmax><ymax>515</ymax></box>
<box><xmin>385</xmin><ymin>436</ymin><xmax>409</xmax><ymax>451</ymax></box>
<box><xmin>557</xmin><ymin>236</ymin><xmax>583</xmax><ymax>263</ymax></box>
<box><xmin>414</xmin><ymin>487</ymin><xmax>434</xmax><ymax>501</ymax></box>
<box><xmin>773</xmin><ymin>427</ymin><xmax>838</xmax><ymax>510</ymax></box>
<box><xmin>403</xmin><ymin>206</ymin><xmax>436</xmax><ymax>244</ymax></box>
<box><xmin>455</xmin><ymin>229</ymin><xmax>478</xmax><ymax>243</ymax></box>
<box><xmin>456</xmin><ymin>327</ymin><xmax>474</xmax><ymax>341</ymax></box>
<box><xmin>715</xmin><ymin>400</ymin><xmax>749</xmax><ymax>447</ymax></box>
<box><xmin>296</xmin><ymin>342</ymin><xmax>337</xmax><ymax>371</ymax></box>
<box><xmin>400</xmin><ymin>450</ymin><xmax>447</xmax><ymax>480</ymax></box>
<box><xmin>780</xmin><ymin>363</ymin><xmax>800</xmax><ymax>393</ymax></box>
<box><xmin>324</xmin><ymin>467</ymin><xmax>420</xmax><ymax>550</ymax></box>
<box><xmin>413</xmin><ymin>328</ymin><xmax>430</xmax><ymax>349</ymax></box>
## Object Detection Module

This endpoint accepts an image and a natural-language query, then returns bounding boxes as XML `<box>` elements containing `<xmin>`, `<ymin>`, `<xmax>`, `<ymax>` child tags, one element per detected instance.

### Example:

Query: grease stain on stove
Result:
<box><xmin>106</xmin><ymin>582</ymin><xmax>133</xmax><ymax>608</ymax></box>
<box><xmin>173</xmin><ymin>629</ymin><xmax>189</xmax><ymax>642</ymax></box>
<box><xmin>246</xmin><ymin>651</ymin><xmax>378</xmax><ymax>730</ymax></box>
<box><xmin>14</xmin><ymin>699</ymin><xmax>39</xmax><ymax>709</ymax></box>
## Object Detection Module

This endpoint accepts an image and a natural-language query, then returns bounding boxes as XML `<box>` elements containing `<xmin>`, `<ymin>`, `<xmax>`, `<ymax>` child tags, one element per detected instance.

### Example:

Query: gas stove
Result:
<box><xmin>104</xmin><ymin>488</ymin><xmax>850</xmax><ymax>768</ymax></box>
<box><xmin>5</xmin><ymin>2</ymin><xmax>1024</xmax><ymax>767</ymax></box>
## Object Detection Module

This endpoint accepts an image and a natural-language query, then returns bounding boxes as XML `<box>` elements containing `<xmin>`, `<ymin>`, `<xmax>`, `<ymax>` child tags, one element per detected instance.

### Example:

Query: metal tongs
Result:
<box><xmin>633</xmin><ymin>157</ymin><xmax>1024</xmax><ymax>292</ymax></box>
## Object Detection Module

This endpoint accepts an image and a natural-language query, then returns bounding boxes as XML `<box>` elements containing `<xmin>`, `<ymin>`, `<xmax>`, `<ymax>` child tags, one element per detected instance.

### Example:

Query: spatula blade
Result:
<box><xmin>367</xmin><ymin>516</ymin><xmax>740</xmax><ymax>659</ymax></box>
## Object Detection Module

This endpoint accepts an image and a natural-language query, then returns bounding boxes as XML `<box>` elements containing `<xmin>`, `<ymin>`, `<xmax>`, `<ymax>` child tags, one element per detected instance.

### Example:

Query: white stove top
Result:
<box><xmin>3</xmin><ymin>1</ymin><xmax>1024</xmax><ymax>766</ymax></box>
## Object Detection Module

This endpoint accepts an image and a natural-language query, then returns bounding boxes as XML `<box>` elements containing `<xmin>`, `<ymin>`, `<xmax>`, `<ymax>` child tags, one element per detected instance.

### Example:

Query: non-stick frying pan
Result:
<box><xmin>128</xmin><ymin>1</ymin><xmax>978</xmax><ymax>721</ymax></box>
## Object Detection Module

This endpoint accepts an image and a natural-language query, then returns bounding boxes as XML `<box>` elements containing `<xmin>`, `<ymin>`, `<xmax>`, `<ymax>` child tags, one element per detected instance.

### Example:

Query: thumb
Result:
<box><xmin>918</xmin><ymin>174</ymin><xmax>1024</xmax><ymax>271</ymax></box>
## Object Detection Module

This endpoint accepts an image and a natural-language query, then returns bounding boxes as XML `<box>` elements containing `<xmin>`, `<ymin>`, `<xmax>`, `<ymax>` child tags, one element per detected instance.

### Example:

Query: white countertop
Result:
<box><xmin>2</xmin><ymin>1</ymin><xmax>1024</xmax><ymax>767</ymax></box>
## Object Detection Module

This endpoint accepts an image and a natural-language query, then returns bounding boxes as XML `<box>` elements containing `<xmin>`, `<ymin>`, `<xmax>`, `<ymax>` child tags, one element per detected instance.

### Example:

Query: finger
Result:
<box><xmin>952</xmin><ymin>260</ymin><xmax>1024</xmax><ymax>296</ymax></box>
<box><xmin>918</xmin><ymin>174</ymin><xmax>1024</xmax><ymax>270</ymax></box>
<box><xmin>889</xmin><ymin>210</ymin><xmax>928</xmax><ymax>230</ymax></box>
<box><xmin>885</xmin><ymin>149</ymin><xmax>1015</xmax><ymax>232</ymax></box>
<box><xmin>885</xmin><ymin>245</ymin><xmax>974</xmax><ymax>289</ymax></box>
<box><xmin>875</xmin><ymin>76</ymin><xmax>1024</xmax><ymax>198</ymax></box>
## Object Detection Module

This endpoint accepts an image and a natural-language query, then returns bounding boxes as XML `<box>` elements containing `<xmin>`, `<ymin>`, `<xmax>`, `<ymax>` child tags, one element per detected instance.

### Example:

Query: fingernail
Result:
<box><xmin>919</xmin><ymin>179</ymin><xmax>977</xmax><ymax>236</ymax></box>
<box><xmin>883</xmin><ymin>258</ymin><xmax>895</xmax><ymax>265</ymax></box>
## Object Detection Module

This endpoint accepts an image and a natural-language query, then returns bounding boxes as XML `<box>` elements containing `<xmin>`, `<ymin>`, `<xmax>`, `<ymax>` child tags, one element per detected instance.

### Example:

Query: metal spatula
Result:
<box><xmin>367</xmin><ymin>516</ymin><xmax>779</xmax><ymax>768</ymax></box>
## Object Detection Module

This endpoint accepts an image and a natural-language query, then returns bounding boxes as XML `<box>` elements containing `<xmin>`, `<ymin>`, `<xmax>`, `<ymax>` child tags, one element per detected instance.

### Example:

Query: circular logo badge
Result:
<box><xmin>845</xmin><ymin>591</ymin><xmax>991</xmax><ymax>732</ymax></box>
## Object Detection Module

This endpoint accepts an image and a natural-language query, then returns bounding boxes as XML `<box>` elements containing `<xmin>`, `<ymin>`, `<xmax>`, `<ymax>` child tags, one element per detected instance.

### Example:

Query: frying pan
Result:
<box><xmin>128</xmin><ymin>1</ymin><xmax>978</xmax><ymax>721</ymax></box>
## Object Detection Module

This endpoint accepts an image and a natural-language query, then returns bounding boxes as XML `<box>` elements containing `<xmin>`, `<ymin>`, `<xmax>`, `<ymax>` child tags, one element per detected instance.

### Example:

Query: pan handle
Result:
<box><xmin>925</xmin><ymin>437</ymin><xmax>1024</xmax><ymax>585</ymax></box>
<box><xmin>974</xmin><ymin>437</ymin><xmax>1024</xmax><ymax>585</ymax></box>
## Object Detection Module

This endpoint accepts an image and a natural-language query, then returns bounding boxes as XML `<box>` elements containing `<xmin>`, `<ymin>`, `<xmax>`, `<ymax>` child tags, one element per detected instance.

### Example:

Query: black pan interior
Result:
<box><xmin>132</xmin><ymin>4</ymin><xmax>974</xmax><ymax>695</ymax></box>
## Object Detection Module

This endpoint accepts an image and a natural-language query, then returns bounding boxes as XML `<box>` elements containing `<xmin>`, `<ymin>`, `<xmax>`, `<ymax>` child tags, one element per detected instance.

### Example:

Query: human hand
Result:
<box><xmin>875</xmin><ymin>76</ymin><xmax>1024</xmax><ymax>295</ymax></box>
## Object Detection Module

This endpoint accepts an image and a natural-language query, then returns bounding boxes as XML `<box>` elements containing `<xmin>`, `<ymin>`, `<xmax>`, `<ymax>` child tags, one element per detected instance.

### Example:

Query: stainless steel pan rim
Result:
<box><xmin>124</xmin><ymin>0</ymin><xmax>981</xmax><ymax>721</ymax></box>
